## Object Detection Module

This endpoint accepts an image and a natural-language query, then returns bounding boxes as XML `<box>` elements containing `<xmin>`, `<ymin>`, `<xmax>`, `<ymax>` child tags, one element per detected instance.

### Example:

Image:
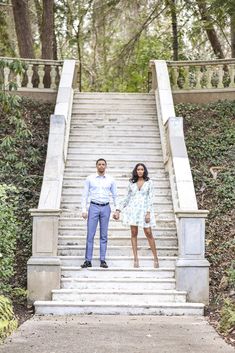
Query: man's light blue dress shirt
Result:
<box><xmin>82</xmin><ymin>174</ymin><xmax>117</xmax><ymax>212</ymax></box>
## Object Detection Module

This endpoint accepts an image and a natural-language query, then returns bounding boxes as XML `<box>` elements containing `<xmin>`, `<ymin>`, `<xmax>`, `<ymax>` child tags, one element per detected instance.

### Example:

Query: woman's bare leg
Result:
<box><xmin>143</xmin><ymin>227</ymin><xmax>159</xmax><ymax>268</ymax></box>
<box><xmin>130</xmin><ymin>225</ymin><xmax>139</xmax><ymax>267</ymax></box>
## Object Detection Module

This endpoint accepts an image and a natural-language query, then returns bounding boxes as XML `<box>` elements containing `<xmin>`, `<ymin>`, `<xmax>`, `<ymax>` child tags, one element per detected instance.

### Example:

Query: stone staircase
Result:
<box><xmin>34</xmin><ymin>92</ymin><xmax>204</xmax><ymax>315</ymax></box>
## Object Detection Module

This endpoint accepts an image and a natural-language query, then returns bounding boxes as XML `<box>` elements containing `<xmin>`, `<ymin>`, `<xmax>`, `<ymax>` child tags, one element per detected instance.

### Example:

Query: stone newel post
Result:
<box><xmin>175</xmin><ymin>211</ymin><xmax>210</xmax><ymax>304</ymax></box>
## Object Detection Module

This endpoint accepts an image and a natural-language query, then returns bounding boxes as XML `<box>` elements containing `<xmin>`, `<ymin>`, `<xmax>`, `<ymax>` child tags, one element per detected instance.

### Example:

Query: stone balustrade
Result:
<box><xmin>149</xmin><ymin>59</ymin><xmax>210</xmax><ymax>304</ymax></box>
<box><xmin>0</xmin><ymin>57</ymin><xmax>64</xmax><ymax>91</ymax></box>
<box><xmin>167</xmin><ymin>59</ymin><xmax>235</xmax><ymax>90</ymax></box>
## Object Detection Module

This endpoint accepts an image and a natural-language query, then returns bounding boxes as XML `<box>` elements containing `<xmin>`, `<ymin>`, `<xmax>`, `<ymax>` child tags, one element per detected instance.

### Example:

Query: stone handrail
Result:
<box><xmin>166</xmin><ymin>59</ymin><xmax>235</xmax><ymax>91</ymax></box>
<box><xmin>149</xmin><ymin>60</ymin><xmax>210</xmax><ymax>304</ymax></box>
<box><xmin>27</xmin><ymin>60</ymin><xmax>77</xmax><ymax>303</ymax></box>
<box><xmin>0</xmin><ymin>56</ymin><xmax>63</xmax><ymax>91</ymax></box>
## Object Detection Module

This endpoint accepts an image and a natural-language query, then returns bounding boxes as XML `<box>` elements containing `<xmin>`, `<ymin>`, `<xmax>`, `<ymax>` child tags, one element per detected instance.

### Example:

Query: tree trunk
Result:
<box><xmin>196</xmin><ymin>0</ymin><xmax>224</xmax><ymax>59</ymax></box>
<box><xmin>167</xmin><ymin>0</ymin><xmax>178</xmax><ymax>60</ymax></box>
<box><xmin>41</xmin><ymin>0</ymin><xmax>56</xmax><ymax>87</ymax></box>
<box><xmin>231</xmin><ymin>13</ymin><xmax>235</xmax><ymax>58</ymax></box>
<box><xmin>11</xmin><ymin>0</ymin><xmax>35</xmax><ymax>58</ymax></box>
<box><xmin>34</xmin><ymin>0</ymin><xmax>43</xmax><ymax>35</ymax></box>
<box><xmin>41</xmin><ymin>0</ymin><xmax>55</xmax><ymax>59</ymax></box>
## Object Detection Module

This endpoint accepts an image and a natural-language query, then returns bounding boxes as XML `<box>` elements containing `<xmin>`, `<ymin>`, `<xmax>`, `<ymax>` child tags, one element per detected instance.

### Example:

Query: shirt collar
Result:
<box><xmin>96</xmin><ymin>173</ymin><xmax>106</xmax><ymax>178</ymax></box>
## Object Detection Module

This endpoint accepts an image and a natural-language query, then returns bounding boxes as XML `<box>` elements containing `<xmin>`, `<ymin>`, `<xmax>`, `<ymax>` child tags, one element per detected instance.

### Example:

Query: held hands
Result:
<box><xmin>113</xmin><ymin>210</ymin><xmax>120</xmax><ymax>221</ymax></box>
<box><xmin>82</xmin><ymin>212</ymin><xmax>88</xmax><ymax>220</ymax></box>
<box><xmin>145</xmin><ymin>212</ymin><xmax>150</xmax><ymax>223</ymax></box>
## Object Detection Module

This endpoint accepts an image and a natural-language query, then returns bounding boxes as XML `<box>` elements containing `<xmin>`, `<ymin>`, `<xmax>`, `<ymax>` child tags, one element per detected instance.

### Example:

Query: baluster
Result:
<box><xmin>4</xmin><ymin>66</ymin><xmax>10</xmax><ymax>89</ymax></box>
<box><xmin>183</xmin><ymin>65</ymin><xmax>190</xmax><ymax>89</ymax></box>
<box><xmin>58</xmin><ymin>65</ymin><xmax>62</xmax><ymax>80</ymax></box>
<box><xmin>171</xmin><ymin>67</ymin><xmax>179</xmax><ymax>89</ymax></box>
<box><xmin>229</xmin><ymin>64</ymin><xmax>235</xmax><ymax>88</ymax></box>
<box><xmin>16</xmin><ymin>73</ymin><xmax>22</xmax><ymax>88</ymax></box>
<box><xmin>38</xmin><ymin>64</ymin><xmax>45</xmax><ymax>88</ymax></box>
<box><xmin>195</xmin><ymin>66</ymin><xmax>202</xmax><ymax>89</ymax></box>
<box><xmin>26</xmin><ymin>64</ymin><xmax>33</xmax><ymax>88</ymax></box>
<box><xmin>217</xmin><ymin>65</ymin><xmax>224</xmax><ymax>88</ymax></box>
<box><xmin>50</xmin><ymin>65</ymin><xmax>57</xmax><ymax>89</ymax></box>
<box><xmin>205</xmin><ymin>65</ymin><xmax>213</xmax><ymax>88</ymax></box>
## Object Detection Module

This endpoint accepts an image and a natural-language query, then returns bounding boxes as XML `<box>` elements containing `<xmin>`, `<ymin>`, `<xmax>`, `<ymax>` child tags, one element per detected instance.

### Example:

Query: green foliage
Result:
<box><xmin>0</xmin><ymin>93</ymin><xmax>53</xmax><ymax>292</ymax></box>
<box><xmin>0</xmin><ymin>295</ymin><xmax>18</xmax><ymax>343</ymax></box>
<box><xmin>227</xmin><ymin>262</ymin><xmax>235</xmax><ymax>287</ymax></box>
<box><xmin>0</xmin><ymin>10</ymin><xmax>16</xmax><ymax>57</ymax></box>
<box><xmin>219</xmin><ymin>299</ymin><xmax>235</xmax><ymax>334</ymax></box>
<box><xmin>0</xmin><ymin>185</ymin><xmax>19</xmax><ymax>295</ymax></box>
<box><xmin>0</xmin><ymin>59</ymin><xmax>26</xmax><ymax>92</ymax></box>
<box><xmin>176</xmin><ymin>100</ymin><xmax>235</xmax><ymax>215</ymax></box>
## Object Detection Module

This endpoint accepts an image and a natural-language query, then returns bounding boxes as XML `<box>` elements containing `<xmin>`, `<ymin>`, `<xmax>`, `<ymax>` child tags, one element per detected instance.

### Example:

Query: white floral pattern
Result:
<box><xmin>118</xmin><ymin>180</ymin><xmax>156</xmax><ymax>228</ymax></box>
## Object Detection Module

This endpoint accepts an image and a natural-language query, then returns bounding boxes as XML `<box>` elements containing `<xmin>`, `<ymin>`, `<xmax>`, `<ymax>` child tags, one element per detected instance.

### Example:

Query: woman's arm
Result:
<box><xmin>116</xmin><ymin>182</ymin><xmax>132</xmax><ymax>212</ymax></box>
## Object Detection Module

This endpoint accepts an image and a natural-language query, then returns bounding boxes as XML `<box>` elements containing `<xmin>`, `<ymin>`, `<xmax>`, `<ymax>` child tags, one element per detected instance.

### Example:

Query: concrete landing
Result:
<box><xmin>0</xmin><ymin>315</ymin><xmax>233</xmax><ymax>353</ymax></box>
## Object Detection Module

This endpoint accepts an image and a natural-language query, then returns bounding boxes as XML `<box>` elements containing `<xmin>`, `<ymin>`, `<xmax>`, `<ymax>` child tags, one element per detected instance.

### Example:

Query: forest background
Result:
<box><xmin>0</xmin><ymin>0</ymin><xmax>235</xmax><ymax>91</ymax></box>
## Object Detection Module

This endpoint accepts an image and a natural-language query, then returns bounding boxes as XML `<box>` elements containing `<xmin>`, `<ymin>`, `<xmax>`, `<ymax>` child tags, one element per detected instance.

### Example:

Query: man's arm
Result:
<box><xmin>110</xmin><ymin>178</ymin><xmax>118</xmax><ymax>209</ymax></box>
<box><xmin>81</xmin><ymin>177</ymin><xmax>89</xmax><ymax>218</ymax></box>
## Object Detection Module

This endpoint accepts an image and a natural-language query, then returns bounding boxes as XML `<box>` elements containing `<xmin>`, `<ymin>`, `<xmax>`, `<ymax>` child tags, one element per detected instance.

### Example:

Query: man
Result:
<box><xmin>81</xmin><ymin>158</ymin><xmax>119</xmax><ymax>269</ymax></box>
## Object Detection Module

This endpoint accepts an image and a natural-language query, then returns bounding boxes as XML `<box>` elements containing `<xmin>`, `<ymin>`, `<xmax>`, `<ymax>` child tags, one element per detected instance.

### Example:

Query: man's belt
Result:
<box><xmin>90</xmin><ymin>201</ymin><xmax>109</xmax><ymax>206</ymax></box>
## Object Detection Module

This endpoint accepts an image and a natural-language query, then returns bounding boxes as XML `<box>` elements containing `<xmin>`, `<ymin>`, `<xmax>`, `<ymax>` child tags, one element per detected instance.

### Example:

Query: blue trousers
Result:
<box><xmin>85</xmin><ymin>203</ymin><xmax>111</xmax><ymax>262</ymax></box>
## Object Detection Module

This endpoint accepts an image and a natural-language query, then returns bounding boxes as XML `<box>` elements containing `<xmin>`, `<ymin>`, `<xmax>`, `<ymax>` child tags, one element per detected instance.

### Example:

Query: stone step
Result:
<box><xmin>61</xmin><ymin>277</ymin><xmax>176</xmax><ymax>290</ymax></box>
<box><xmin>60</xmin><ymin>203</ymin><xmax>174</xmax><ymax>213</ymax></box>
<box><xmin>71</xmin><ymin>115</ymin><xmax>158</xmax><ymax>121</ymax></box>
<box><xmin>70</xmin><ymin>122</ymin><xmax>159</xmax><ymax>127</ymax></box>
<box><xmin>68</xmin><ymin>136</ymin><xmax>161</xmax><ymax>143</ymax></box>
<box><xmin>62</xmin><ymin>176</ymin><xmax>169</xmax><ymax>186</ymax></box>
<box><xmin>72</xmin><ymin>97</ymin><xmax>155</xmax><ymax>102</ymax></box>
<box><xmin>61</xmin><ymin>195</ymin><xmax>172</xmax><ymax>204</ymax></box>
<box><xmin>52</xmin><ymin>289</ymin><xmax>187</xmax><ymax>303</ymax></box>
<box><xmin>57</xmin><ymin>245</ymin><xmax>178</xmax><ymax>257</ymax></box>
<box><xmin>68</xmin><ymin>139</ymin><xmax>162</xmax><ymax>149</ymax></box>
<box><xmin>61</xmin><ymin>266</ymin><xmax>175</xmax><ymax>279</ymax></box>
<box><xmin>59</xmin><ymin>219</ymin><xmax>176</xmax><ymax>229</ymax></box>
<box><xmin>58</xmin><ymin>225</ymin><xmax>176</xmax><ymax>237</ymax></box>
<box><xmin>73</xmin><ymin>92</ymin><xmax>154</xmax><ymax>97</ymax></box>
<box><xmin>69</xmin><ymin>133</ymin><xmax>160</xmax><ymax>139</ymax></box>
<box><xmin>59</xmin><ymin>256</ymin><xmax>177</xmax><ymax>268</ymax></box>
<box><xmin>61</xmin><ymin>187</ymin><xmax>171</xmax><ymax>197</ymax></box>
<box><xmin>65</xmin><ymin>161</ymin><xmax>164</xmax><ymax>170</ymax></box>
<box><xmin>63</xmin><ymin>166</ymin><xmax>165</xmax><ymax>173</ymax></box>
<box><xmin>67</xmin><ymin>149</ymin><xmax>163</xmax><ymax>157</ymax></box>
<box><xmin>72</xmin><ymin>108</ymin><xmax>157</xmax><ymax>113</ymax></box>
<box><xmin>65</xmin><ymin>156</ymin><xmax>164</xmax><ymax>164</ymax></box>
<box><xmin>34</xmin><ymin>301</ymin><xmax>205</xmax><ymax>316</ymax></box>
<box><xmin>59</xmin><ymin>212</ymin><xmax>175</xmax><ymax>223</ymax></box>
<box><xmin>72</xmin><ymin>104</ymin><xmax>157</xmax><ymax>110</ymax></box>
<box><xmin>58</xmin><ymin>236</ymin><xmax>178</xmax><ymax>247</ymax></box>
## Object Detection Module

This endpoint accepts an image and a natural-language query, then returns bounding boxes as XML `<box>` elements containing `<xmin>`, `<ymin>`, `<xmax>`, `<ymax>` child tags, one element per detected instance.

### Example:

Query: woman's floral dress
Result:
<box><xmin>118</xmin><ymin>179</ymin><xmax>156</xmax><ymax>228</ymax></box>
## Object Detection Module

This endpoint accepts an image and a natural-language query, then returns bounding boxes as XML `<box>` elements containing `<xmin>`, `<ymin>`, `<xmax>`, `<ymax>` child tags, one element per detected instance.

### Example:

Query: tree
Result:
<box><xmin>196</xmin><ymin>0</ymin><xmax>224</xmax><ymax>59</ymax></box>
<box><xmin>11</xmin><ymin>0</ymin><xmax>35</xmax><ymax>58</ymax></box>
<box><xmin>166</xmin><ymin>0</ymin><xmax>178</xmax><ymax>60</ymax></box>
<box><xmin>41</xmin><ymin>0</ymin><xmax>56</xmax><ymax>59</ymax></box>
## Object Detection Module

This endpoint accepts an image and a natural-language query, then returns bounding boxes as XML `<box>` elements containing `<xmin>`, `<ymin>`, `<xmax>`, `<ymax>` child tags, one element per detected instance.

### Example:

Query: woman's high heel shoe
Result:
<box><xmin>153</xmin><ymin>258</ymin><xmax>159</xmax><ymax>268</ymax></box>
<box><xmin>134</xmin><ymin>259</ymin><xmax>139</xmax><ymax>268</ymax></box>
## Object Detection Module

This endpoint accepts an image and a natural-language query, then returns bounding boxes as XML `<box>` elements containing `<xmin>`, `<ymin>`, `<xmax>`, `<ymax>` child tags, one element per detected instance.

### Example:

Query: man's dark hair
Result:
<box><xmin>96</xmin><ymin>158</ymin><xmax>107</xmax><ymax>165</ymax></box>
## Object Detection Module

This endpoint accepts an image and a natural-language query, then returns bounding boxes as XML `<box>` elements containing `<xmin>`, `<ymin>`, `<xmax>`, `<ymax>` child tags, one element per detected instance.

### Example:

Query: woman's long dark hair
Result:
<box><xmin>130</xmin><ymin>163</ymin><xmax>150</xmax><ymax>183</ymax></box>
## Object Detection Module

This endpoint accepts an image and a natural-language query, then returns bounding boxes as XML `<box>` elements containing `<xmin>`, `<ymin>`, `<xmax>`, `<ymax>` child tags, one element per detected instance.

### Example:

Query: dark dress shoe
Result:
<box><xmin>81</xmin><ymin>260</ymin><xmax>92</xmax><ymax>268</ymax></box>
<box><xmin>100</xmin><ymin>260</ymin><xmax>108</xmax><ymax>268</ymax></box>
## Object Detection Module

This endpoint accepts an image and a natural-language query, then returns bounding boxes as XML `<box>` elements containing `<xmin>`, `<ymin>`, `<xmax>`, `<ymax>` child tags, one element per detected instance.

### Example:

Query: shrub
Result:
<box><xmin>0</xmin><ymin>184</ymin><xmax>19</xmax><ymax>294</ymax></box>
<box><xmin>0</xmin><ymin>295</ymin><xmax>18</xmax><ymax>343</ymax></box>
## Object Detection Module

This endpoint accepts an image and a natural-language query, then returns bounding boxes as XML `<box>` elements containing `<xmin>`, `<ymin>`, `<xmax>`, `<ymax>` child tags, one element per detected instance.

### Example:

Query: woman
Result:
<box><xmin>115</xmin><ymin>163</ymin><xmax>159</xmax><ymax>268</ymax></box>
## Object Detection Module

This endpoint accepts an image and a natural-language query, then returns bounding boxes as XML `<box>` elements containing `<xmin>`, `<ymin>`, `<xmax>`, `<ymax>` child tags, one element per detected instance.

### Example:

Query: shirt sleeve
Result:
<box><xmin>146</xmin><ymin>180</ymin><xmax>154</xmax><ymax>212</ymax></box>
<box><xmin>110</xmin><ymin>178</ymin><xmax>118</xmax><ymax>208</ymax></box>
<box><xmin>117</xmin><ymin>182</ymin><xmax>131</xmax><ymax>211</ymax></box>
<box><xmin>81</xmin><ymin>176</ymin><xmax>90</xmax><ymax>212</ymax></box>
